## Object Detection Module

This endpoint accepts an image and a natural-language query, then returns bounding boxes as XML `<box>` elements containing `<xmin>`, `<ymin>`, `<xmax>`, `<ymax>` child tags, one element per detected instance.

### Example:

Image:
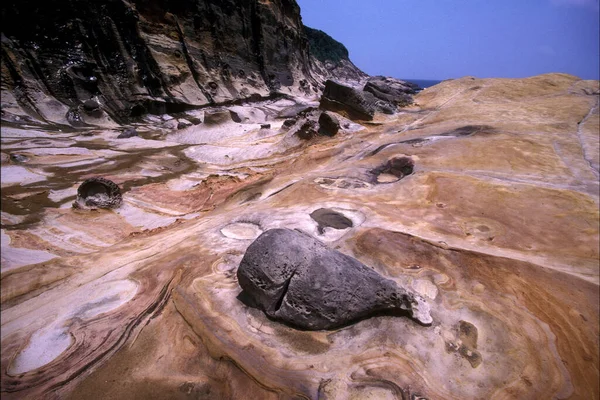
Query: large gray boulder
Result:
<box><xmin>319</xmin><ymin>80</ymin><xmax>377</xmax><ymax>121</ymax></box>
<box><xmin>237</xmin><ymin>228</ymin><xmax>432</xmax><ymax>330</ymax></box>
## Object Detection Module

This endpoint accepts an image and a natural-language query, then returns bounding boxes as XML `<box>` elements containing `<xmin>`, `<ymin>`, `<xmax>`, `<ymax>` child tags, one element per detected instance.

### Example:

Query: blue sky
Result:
<box><xmin>297</xmin><ymin>0</ymin><xmax>600</xmax><ymax>80</ymax></box>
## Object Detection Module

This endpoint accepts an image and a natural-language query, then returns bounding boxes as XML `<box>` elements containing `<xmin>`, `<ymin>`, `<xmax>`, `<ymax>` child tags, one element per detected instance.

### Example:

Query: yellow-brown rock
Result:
<box><xmin>1</xmin><ymin>73</ymin><xmax>598</xmax><ymax>399</ymax></box>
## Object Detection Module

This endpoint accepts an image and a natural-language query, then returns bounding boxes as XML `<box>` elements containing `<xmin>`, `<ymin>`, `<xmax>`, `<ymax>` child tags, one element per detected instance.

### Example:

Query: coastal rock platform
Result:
<box><xmin>1</xmin><ymin>73</ymin><xmax>598</xmax><ymax>399</ymax></box>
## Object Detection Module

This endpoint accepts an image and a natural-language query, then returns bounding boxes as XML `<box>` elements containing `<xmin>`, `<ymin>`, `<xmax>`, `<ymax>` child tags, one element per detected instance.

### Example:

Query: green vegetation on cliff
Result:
<box><xmin>304</xmin><ymin>26</ymin><xmax>349</xmax><ymax>63</ymax></box>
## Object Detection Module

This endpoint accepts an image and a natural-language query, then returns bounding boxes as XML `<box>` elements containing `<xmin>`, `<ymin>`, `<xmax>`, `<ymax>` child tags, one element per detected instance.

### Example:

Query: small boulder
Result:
<box><xmin>319</xmin><ymin>80</ymin><xmax>376</xmax><ymax>121</ymax></box>
<box><xmin>72</xmin><ymin>177</ymin><xmax>123</xmax><ymax>209</ymax></box>
<box><xmin>237</xmin><ymin>228</ymin><xmax>432</xmax><ymax>330</ymax></box>
<box><xmin>318</xmin><ymin>111</ymin><xmax>340</xmax><ymax>136</ymax></box>
<box><xmin>117</xmin><ymin>127</ymin><xmax>138</xmax><ymax>139</ymax></box>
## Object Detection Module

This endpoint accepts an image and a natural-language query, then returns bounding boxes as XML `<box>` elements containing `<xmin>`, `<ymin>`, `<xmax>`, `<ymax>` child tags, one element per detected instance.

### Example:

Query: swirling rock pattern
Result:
<box><xmin>0</xmin><ymin>73</ymin><xmax>598</xmax><ymax>399</ymax></box>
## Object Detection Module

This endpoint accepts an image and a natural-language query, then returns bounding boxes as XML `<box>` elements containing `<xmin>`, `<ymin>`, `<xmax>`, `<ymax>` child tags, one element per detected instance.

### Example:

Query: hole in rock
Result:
<box><xmin>310</xmin><ymin>208</ymin><xmax>353</xmax><ymax>234</ymax></box>
<box><xmin>372</xmin><ymin>157</ymin><xmax>414</xmax><ymax>183</ymax></box>
<box><xmin>221</xmin><ymin>222</ymin><xmax>263</xmax><ymax>240</ymax></box>
<box><xmin>73</xmin><ymin>177</ymin><xmax>122</xmax><ymax>209</ymax></box>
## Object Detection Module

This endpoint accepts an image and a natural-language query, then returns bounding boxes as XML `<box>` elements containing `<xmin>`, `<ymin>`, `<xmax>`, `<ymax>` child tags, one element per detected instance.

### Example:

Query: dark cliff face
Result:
<box><xmin>1</xmin><ymin>0</ymin><xmax>366</xmax><ymax>126</ymax></box>
<box><xmin>304</xmin><ymin>26</ymin><xmax>367</xmax><ymax>84</ymax></box>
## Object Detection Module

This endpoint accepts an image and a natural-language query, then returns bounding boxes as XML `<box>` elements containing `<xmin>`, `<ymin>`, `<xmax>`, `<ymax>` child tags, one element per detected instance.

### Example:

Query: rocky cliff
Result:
<box><xmin>1</xmin><ymin>0</ymin><xmax>365</xmax><ymax>126</ymax></box>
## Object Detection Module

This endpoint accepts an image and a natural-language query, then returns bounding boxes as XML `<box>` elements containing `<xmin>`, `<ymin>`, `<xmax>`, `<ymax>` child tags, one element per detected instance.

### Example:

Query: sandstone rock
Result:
<box><xmin>72</xmin><ymin>177</ymin><xmax>123</xmax><ymax>210</ymax></box>
<box><xmin>237</xmin><ymin>228</ymin><xmax>433</xmax><ymax>330</ymax></box>
<box><xmin>1</xmin><ymin>0</ymin><xmax>366</xmax><ymax>125</ymax></box>
<box><xmin>318</xmin><ymin>111</ymin><xmax>340</xmax><ymax>136</ymax></box>
<box><xmin>277</xmin><ymin>104</ymin><xmax>313</xmax><ymax>119</ymax></box>
<box><xmin>117</xmin><ymin>127</ymin><xmax>138</xmax><ymax>139</ymax></box>
<box><xmin>305</xmin><ymin>26</ymin><xmax>369</xmax><ymax>84</ymax></box>
<box><xmin>177</xmin><ymin>119</ymin><xmax>193</xmax><ymax>130</ymax></box>
<box><xmin>372</xmin><ymin>157</ymin><xmax>415</xmax><ymax>183</ymax></box>
<box><xmin>320</xmin><ymin>80</ymin><xmax>376</xmax><ymax>121</ymax></box>
<box><xmin>364</xmin><ymin>76</ymin><xmax>417</xmax><ymax>106</ymax></box>
<box><xmin>204</xmin><ymin>110</ymin><xmax>239</xmax><ymax>125</ymax></box>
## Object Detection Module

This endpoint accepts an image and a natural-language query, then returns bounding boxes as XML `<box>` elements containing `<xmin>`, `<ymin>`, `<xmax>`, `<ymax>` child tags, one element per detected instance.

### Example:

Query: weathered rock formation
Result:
<box><xmin>305</xmin><ymin>26</ymin><xmax>368</xmax><ymax>85</ymax></box>
<box><xmin>237</xmin><ymin>228</ymin><xmax>432</xmax><ymax>330</ymax></box>
<box><xmin>319</xmin><ymin>79</ymin><xmax>377</xmax><ymax>120</ymax></box>
<box><xmin>1</xmin><ymin>0</ymin><xmax>366</xmax><ymax>127</ymax></box>
<box><xmin>364</xmin><ymin>75</ymin><xmax>417</xmax><ymax>107</ymax></box>
<box><xmin>320</xmin><ymin>77</ymin><xmax>421</xmax><ymax>120</ymax></box>
<box><xmin>1</xmin><ymin>27</ymin><xmax>599</xmax><ymax>400</ymax></box>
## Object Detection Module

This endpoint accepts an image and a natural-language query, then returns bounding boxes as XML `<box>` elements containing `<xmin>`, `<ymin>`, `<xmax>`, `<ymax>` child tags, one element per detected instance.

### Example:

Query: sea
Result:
<box><xmin>402</xmin><ymin>79</ymin><xmax>443</xmax><ymax>89</ymax></box>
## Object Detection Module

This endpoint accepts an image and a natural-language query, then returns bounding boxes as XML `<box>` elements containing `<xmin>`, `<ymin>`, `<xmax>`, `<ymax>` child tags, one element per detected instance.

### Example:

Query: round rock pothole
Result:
<box><xmin>221</xmin><ymin>222</ymin><xmax>263</xmax><ymax>240</ymax></box>
<box><xmin>372</xmin><ymin>156</ymin><xmax>414</xmax><ymax>183</ymax></box>
<box><xmin>72</xmin><ymin>177</ymin><xmax>122</xmax><ymax>209</ymax></box>
<box><xmin>310</xmin><ymin>208</ymin><xmax>353</xmax><ymax>234</ymax></box>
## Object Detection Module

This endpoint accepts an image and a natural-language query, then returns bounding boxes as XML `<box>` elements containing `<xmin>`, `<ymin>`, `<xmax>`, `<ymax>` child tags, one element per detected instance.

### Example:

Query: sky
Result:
<box><xmin>296</xmin><ymin>0</ymin><xmax>600</xmax><ymax>80</ymax></box>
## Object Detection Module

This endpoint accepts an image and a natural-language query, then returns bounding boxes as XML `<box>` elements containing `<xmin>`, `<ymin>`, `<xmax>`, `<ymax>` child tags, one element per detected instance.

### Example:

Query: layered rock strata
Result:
<box><xmin>1</xmin><ymin>0</ymin><xmax>365</xmax><ymax>127</ymax></box>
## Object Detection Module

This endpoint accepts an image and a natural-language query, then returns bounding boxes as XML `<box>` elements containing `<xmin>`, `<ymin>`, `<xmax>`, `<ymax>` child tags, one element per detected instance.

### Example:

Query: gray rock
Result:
<box><xmin>318</xmin><ymin>111</ymin><xmax>340</xmax><ymax>136</ymax></box>
<box><xmin>72</xmin><ymin>177</ymin><xmax>123</xmax><ymax>210</ymax></box>
<box><xmin>319</xmin><ymin>80</ymin><xmax>376</xmax><ymax>121</ymax></box>
<box><xmin>117</xmin><ymin>127</ymin><xmax>138</xmax><ymax>139</ymax></box>
<box><xmin>82</xmin><ymin>99</ymin><xmax>100</xmax><ymax>111</ymax></box>
<box><xmin>237</xmin><ymin>228</ymin><xmax>433</xmax><ymax>330</ymax></box>
<box><xmin>363</xmin><ymin>76</ymin><xmax>415</xmax><ymax>107</ymax></box>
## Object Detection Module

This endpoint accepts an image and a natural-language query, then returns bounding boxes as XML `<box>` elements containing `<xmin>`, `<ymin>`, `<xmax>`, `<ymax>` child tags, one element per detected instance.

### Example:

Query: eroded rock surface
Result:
<box><xmin>1</xmin><ymin>73</ymin><xmax>598</xmax><ymax>400</ymax></box>
<box><xmin>319</xmin><ymin>80</ymin><xmax>377</xmax><ymax>120</ymax></box>
<box><xmin>1</xmin><ymin>0</ymin><xmax>366</xmax><ymax>128</ymax></box>
<box><xmin>364</xmin><ymin>75</ymin><xmax>418</xmax><ymax>107</ymax></box>
<box><xmin>237</xmin><ymin>228</ymin><xmax>432</xmax><ymax>330</ymax></box>
<box><xmin>72</xmin><ymin>177</ymin><xmax>123</xmax><ymax>209</ymax></box>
